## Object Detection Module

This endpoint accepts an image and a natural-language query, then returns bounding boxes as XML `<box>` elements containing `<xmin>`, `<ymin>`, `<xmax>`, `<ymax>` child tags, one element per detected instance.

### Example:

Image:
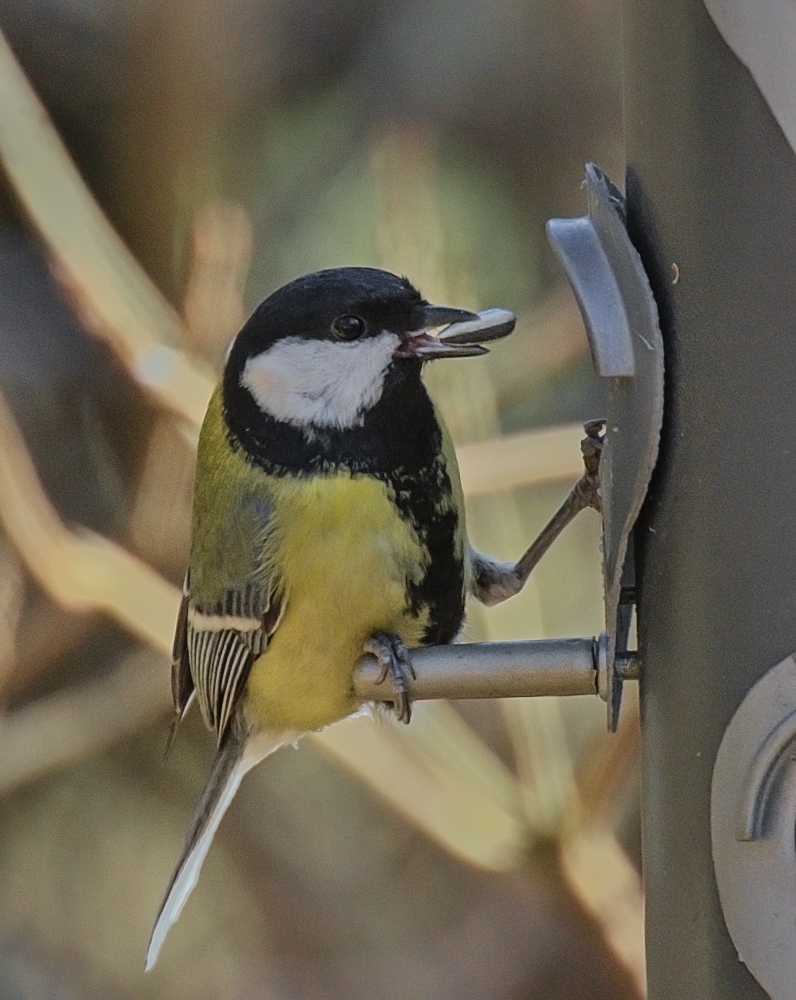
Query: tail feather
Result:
<box><xmin>146</xmin><ymin>727</ymin><xmax>299</xmax><ymax>970</ymax></box>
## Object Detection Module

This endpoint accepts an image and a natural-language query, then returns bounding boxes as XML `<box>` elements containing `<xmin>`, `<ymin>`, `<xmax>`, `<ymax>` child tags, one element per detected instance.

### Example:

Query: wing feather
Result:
<box><xmin>180</xmin><ymin>579</ymin><xmax>285</xmax><ymax>744</ymax></box>
<box><xmin>186</xmin><ymin>621</ymin><xmax>245</xmax><ymax>743</ymax></box>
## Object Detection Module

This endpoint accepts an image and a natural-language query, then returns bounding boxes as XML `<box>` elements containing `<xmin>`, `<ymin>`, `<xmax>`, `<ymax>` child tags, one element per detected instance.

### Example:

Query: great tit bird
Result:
<box><xmin>147</xmin><ymin>266</ymin><xmax>530</xmax><ymax>968</ymax></box>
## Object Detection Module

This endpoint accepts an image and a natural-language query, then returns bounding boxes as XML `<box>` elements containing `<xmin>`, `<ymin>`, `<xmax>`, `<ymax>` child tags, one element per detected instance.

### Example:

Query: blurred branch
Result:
<box><xmin>0</xmin><ymin>27</ymin><xmax>214</xmax><ymax>427</ymax></box>
<box><xmin>2</xmin><ymin>600</ymin><xmax>99</xmax><ymax>705</ymax></box>
<box><xmin>559</xmin><ymin>694</ymin><xmax>644</xmax><ymax>995</ymax></box>
<box><xmin>560</xmin><ymin>830</ymin><xmax>646</xmax><ymax>996</ymax></box>
<box><xmin>457</xmin><ymin>424</ymin><xmax>584</xmax><ymax>496</ymax></box>
<box><xmin>0</xmin><ymin>538</ymin><xmax>23</xmax><ymax>696</ymax></box>
<box><xmin>318</xmin><ymin>709</ymin><xmax>528</xmax><ymax>871</ymax></box>
<box><xmin>128</xmin><ymin>203</ymin><xmax>254</xmax><ymax>576</ymax></box>
<box><xmin>576</xmin><ymin>692</ymin><xmax>641</xmax><ymax>830</ymax></box>
<box><xmin>502</xmin><ymin>696</ymin><xmax>578</xmax><ymax>840</ymax></box>
<box><xmin>0</xmin><ymin>646</ymin><xmax>169</xmax><ymax>794</ymax></box>
<box><xmin>182</xmin><ymin>200</ymin><xmax>253</xmax><ymax>368</ymax></box>
<box><xmin>0</xmin><ymin>389</ymin><xmax>180</xmax><ymax>651</ymax></box>
<box><xmin>499</xmin><ymin>687</ymin><xmax>644</xmax><ymax>995</ymax></box>
<box><xmin>128</xmin><ymin>418</ymin><xmax>195</xmax><ymax>577</ymax></box>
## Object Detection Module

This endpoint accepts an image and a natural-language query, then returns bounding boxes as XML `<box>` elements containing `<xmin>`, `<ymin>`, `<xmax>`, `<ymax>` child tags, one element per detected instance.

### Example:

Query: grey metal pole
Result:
<box><xmin>624</xmin><ymin>1</ymin><xmax>796</xmax><ymax>997</ymax></box>
<box><xmin>354</xmin><ymin>638</ymin><xmax>598</xmax><ymax>701</ymax></box>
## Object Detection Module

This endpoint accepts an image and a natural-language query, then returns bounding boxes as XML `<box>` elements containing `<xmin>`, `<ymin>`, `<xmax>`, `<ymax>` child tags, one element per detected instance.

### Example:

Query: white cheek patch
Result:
<box><xmin>241</xmin><ymin>332</ymin><xmax>400</xmax><ymax>430</ymax></box>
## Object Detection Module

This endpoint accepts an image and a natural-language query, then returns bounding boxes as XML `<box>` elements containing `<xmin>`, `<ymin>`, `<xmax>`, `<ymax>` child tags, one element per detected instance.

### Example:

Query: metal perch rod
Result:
<box><xmin>355</xmin><ymin>636</ymin><xmax>639</xmax><ymax>704</ymax></box>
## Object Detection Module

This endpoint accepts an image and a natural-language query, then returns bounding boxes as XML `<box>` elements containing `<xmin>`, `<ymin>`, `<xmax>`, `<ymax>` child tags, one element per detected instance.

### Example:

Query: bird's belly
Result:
<box><xmin>245</xmin><ymin>473</ymin><xmax>431</xmax><ymax>732</ymax></box>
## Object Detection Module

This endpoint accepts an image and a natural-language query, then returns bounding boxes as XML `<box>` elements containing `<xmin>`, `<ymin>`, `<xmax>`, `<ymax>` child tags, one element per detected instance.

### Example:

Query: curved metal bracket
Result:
<box><xmin>735</xmin><ymin>703</ymin><xmax>796</xmax><ymax>842</ymax></box>
<box><xmin>712</xmin><ymin>652</ymin><xmax>796</xmax><ymax>1000</ymax></box>
<box><xmin>547</xmin><ymin>163</ymin><xmax>664</xmax><ymax>730</ymax></box>
<box><xmin>546</xmin><ymin>208</ymin><xmax>636</xmax><ymax>379</ymax></box>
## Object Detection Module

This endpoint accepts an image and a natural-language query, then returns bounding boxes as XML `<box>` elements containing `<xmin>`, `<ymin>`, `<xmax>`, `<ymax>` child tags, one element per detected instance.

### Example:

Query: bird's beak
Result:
<box><xmin>394</xmin><ymin>304</ymin><xmax>487</xmax><ymax>360</ymax></box>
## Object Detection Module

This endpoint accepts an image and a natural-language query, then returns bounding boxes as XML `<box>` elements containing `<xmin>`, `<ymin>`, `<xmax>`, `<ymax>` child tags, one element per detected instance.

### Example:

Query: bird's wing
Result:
<box><xmin>185</xmin><ymin>574</ymin><xmax>285</xmax><ymax>744</ymax></box>
<box><xmin>171</xmin><ymin>491</ymin><xmax>285</xmax><ymax>745</ymax></box>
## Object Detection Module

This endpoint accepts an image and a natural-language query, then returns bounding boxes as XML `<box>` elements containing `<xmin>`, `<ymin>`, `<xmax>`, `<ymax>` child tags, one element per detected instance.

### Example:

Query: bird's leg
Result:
<box><xmin>472</xmin><ymin>420</ymin><xmax>604</xmax><ymax>606</ymax></box>
<box><xmin>514</xmin><ymin>418</ymin><xmax>603</xmax><ymax>575</ymax></box>
<box><xmin>363</xmin><ymin>632</ymin><xmax>417</xmax><ymax>724</ymax></box>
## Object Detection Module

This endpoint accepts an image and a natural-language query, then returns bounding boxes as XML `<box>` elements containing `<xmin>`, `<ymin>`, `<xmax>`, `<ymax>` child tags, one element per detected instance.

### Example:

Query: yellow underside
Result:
<box><xmin>245</xmin><ymin>473</ymin><xmax>430</xmax><ymax>732</ymax></box>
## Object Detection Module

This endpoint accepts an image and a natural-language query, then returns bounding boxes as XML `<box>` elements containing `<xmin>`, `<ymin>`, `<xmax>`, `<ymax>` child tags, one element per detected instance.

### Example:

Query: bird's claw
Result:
<box><xmin>363</xmin><ymin>632</ymin><xmax>416</xmax><ymax>724</ymax></box>
<box><xmin>575</xmin><ymin>419</ymin><xmax>605</xmax><ymax>512</ymax></box>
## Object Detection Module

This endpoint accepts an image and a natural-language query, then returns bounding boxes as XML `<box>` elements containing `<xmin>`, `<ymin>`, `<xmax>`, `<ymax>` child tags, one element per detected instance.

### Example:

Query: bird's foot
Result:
<box><xmin>573</xmin><ymin>419</ymin><xmax>604</xmax><ymax>513</ymax></box>
<box><xmin>363</xmin><ymin>632</ymin><xmax>416</xmax><ymax>724</ymax></box>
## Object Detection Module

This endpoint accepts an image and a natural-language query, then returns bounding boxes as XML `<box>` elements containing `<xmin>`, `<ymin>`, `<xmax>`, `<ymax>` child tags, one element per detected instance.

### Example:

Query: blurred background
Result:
<box><xmin>0</xmin><ymin>1</ymin><xmax>643</xmax><ymax>997</ymax></box>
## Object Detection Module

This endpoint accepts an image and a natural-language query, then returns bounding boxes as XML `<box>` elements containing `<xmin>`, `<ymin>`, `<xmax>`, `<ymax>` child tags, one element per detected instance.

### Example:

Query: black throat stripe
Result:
<box><xmin>223</xmin><ymin>364</ymin><xmax>466</xmax><ymax>645</ymax></box>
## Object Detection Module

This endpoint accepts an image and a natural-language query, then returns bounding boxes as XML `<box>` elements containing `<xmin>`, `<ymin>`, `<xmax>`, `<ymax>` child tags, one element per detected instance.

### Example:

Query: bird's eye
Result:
<box><xmin>331</xmin><ymin>314</ymin><xmax>366</xmax><ymax>341</ymax></box>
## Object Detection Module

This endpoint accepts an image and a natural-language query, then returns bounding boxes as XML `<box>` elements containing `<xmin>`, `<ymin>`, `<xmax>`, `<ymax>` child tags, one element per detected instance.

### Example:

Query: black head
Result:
<box><xmin>229</xmin><ymin>268</ymin><xmax>425</xmax><ymax>360</ymax></box>
<box><xmin>223</xmin><ymin>267</ymin><xmax>482</xmax><ymax>436</ymax></box>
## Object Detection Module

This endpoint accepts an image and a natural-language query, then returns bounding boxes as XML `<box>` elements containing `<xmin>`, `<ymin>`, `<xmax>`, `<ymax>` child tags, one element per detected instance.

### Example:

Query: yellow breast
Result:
<box><xmin>245</xmin><ymin>472</ymin><xmax>430</xmax><ymax>732</ymax></box>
